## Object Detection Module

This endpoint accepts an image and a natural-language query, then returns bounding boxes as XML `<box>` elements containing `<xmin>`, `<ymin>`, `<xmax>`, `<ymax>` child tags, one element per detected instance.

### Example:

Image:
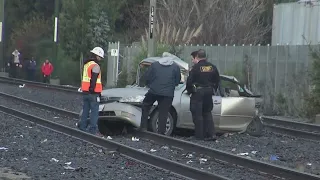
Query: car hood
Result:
<box><xmin>101</xmin><ymin>86</ymin><xmax>148</xmax><ymax>98</ymax></box>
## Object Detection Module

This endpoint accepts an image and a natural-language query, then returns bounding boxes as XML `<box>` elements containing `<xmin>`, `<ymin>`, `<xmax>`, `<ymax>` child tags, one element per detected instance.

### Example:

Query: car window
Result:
<box><xmin>219</xmin><ymin>78</ymin><xmax>240</xmax><ymax>97</ymax></box>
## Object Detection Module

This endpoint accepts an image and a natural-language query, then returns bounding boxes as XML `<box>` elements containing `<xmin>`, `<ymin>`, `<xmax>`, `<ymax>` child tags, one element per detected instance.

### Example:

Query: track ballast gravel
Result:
<box><xmin>0</xmin><ymin>92</ymin><xmax>276</xmax><ymax>180</ymax></box>
<box><xmin>1</xmin><ymin>82</ymin><xmax>320</xmax><ymax>177</ymax></box>
<box><xmin>0</xmin><ymin>82</ymin><xmax>82</xmax><ymax>112</ymax></box>
<box><xmin>0</xmin><ymin>112</ymin><xmax>187</xmax><ymax>180</ymax></box>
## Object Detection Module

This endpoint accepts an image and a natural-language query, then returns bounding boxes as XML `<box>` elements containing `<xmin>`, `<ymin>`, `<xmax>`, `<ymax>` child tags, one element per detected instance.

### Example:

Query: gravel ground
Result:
<box><xmin>0</xmin><ymin>112</ymin><xmax>187</xmax><ymax>180</ymax></box>
<box><xmin>1</xmin><ymin>82</ymin><xmax>320</xmax><ymax>177</ymax></box>
<box><xmin>175</xmin><ymin>131</ymin><xmax>320</xmax><ymax>176</ymax></box>
<box><xmin>0</xmin><ymin>95</ymin><xmax>276</xmax><ymax>180</ymax></box>
<box><xmin>0</xmin><ymin>96</ymin><xmax>78</xmax><ymax>128</ymax></box>
<box><xmin>0</xmin><ymin>82</ymin><xmax>82</xmax><ymax>112</ymax></box>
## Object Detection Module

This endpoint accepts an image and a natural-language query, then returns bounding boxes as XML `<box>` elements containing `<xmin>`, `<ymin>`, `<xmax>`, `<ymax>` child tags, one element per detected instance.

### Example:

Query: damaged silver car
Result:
<box><xmin>79</xmin><ymin>52</ymin><xmax>264</xmax><ymax>136</ymax></box>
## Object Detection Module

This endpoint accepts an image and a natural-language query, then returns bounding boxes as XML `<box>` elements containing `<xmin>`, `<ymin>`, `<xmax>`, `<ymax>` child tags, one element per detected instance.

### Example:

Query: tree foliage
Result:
<box><xmin>10</xmin><ymin>15</ymin><xmax>51</xmax><ymax>59</ymax></box>
<box><xmin>59</xmin><ymin>0</ymin><xmax>111</xmax><ymax>60</ymax></box>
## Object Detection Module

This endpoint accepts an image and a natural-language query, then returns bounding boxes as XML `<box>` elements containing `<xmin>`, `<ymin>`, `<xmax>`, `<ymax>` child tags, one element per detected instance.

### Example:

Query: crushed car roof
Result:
<box><xmin>140</xmin><ymin>52</ymin><xmax>189</xmax><ymax>70</ymax></box>
<box><xmin>140</xmin><ymin>52</ymin><xmax>239</xmax><ymax>83</ymax></box>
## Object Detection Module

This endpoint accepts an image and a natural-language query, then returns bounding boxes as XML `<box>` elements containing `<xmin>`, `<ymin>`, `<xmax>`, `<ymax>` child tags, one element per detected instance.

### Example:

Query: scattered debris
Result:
<box><xmin>161</xmin><ymin>146</ymin><xmax>169</xmax><ymax>150</ymax></box>
<box><xmin>237</xmin><ymin>153</ymin><xmax>249</xmax><ymax>156</ymax></box>
<box><xmin>63</xmin><ymin>166</ymin><xmax>76</xmax><ymax>170</ymax></box>
<box><xmin>251</xmin><ymin>151</ymin><xmax>258</xmax><ymax>154</ymax></box>
<box><xmin>186</xmin><ymin>154</ymin><xmax>193</xmax><ymax>158</ymax></box>
<box><xmin>270</xmin><ymin>155</ymin><xmax>279</xmax><ymax>161</ymax></box>
<box><xmin>63</xmin><ymin>162</ymin><xmax>75</xmax><ymax>170</ymax></box>
<box><xmin>131</xmin><ymin>137</ymin><xmax>139</xmax><ymax>142</ymax></box>
<box><xmin>50</xmin><ymin>158</ymin><xmax>59</xmax><ymax>163</ymax></box>
<box><xmin>199</xmin><ymin>158</ymin><xmax>207</xmax><ymax>164</ymax></box>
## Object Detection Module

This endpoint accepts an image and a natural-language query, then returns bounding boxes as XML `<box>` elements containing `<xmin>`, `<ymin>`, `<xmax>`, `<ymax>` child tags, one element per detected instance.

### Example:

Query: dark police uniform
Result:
<box><xmin>186</xmin><ymin>59</ymin><xmax>220</xmax><ymax>140</ymax></box>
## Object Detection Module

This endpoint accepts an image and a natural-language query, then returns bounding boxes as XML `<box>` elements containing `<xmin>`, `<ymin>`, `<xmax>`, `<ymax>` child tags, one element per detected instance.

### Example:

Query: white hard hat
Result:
<box><xmin>90</xmin><ymin>47</ymin><xmax>104</xmax><ymax>58</ymax></box>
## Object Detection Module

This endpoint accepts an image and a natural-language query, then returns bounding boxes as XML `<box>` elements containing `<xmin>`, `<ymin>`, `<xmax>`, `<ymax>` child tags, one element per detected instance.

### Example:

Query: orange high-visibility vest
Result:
<box><xmin>81</xmin><ymin>61</ymin><xmax>102</xmax><ymax>93</ymax></box>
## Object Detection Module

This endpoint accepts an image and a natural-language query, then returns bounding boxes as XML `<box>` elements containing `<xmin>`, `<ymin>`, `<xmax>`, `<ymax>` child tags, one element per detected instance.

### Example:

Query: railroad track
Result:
<box><xmin>1</xmin><ymin>76</ymin><xmax>320</xmax><ymax>142</ymax></box>
<box><xmin>263</xmin><ymin>117</ymin><xmax>320</xmax><ymax>142</ymax></box>
<box><xmin>0</xmin><ymin>92</ymin><xmax>319</xmax><ymax>180</ymax></box>
<box><xmin>0</xmin><ymin>76</ymin><xmax>80</xmax><ymax>94</ymax></box>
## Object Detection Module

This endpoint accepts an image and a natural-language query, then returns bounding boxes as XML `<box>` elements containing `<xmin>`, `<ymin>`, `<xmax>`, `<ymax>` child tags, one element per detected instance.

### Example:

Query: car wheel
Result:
<box><xmin>246</xmin><ymin>115</ymin><xmax>264</xmax><ymax>137</ymax></box>
<box><xmin>149</xmin><ymin>110</ymin><xmax>175</xmax><ymax>136</ymax></box>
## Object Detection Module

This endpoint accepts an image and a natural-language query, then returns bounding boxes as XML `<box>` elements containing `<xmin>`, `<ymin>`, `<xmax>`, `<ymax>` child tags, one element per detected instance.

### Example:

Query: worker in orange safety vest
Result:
<box><xmin>77</xmin><ymin>47</ymin><xmax>104</xmax><ymax>137</ymax></box>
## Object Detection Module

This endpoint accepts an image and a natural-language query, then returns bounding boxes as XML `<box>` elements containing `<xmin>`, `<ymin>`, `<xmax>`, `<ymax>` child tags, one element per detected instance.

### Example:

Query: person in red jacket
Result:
<box><xmin>41</xmin><ymin>59</ymin><xmax>54</xmax><ymax>83</ymax></box>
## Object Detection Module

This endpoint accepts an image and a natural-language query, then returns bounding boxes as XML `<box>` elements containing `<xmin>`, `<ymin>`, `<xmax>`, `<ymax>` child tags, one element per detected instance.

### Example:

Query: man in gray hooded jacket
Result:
<box><xmin>140</xmin><ymin>56</ymin><xmax>181</xmax><ymax>135</ymax></box>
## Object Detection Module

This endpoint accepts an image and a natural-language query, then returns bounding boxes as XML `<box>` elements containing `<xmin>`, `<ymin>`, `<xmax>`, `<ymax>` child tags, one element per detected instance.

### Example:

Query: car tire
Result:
<box><xmin>79</xmin><ymin>110</ymin><xmax>111</xmax><ymax>135</ymax></box>
<box><xmin>246</xmin><ymin>115</ymin><xmax>264</xmax><ymax>137</ymax></box>
<box><xmin>149</xmin><ymin>110</ymin><xmax>175</xmax><ymax>136</ymax></box>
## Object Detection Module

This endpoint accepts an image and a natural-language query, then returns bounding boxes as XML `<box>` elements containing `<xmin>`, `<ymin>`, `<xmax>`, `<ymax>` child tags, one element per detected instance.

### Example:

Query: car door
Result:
<box><xmin>177</xmin><ymin>90</ymin><xmax>222</xmax><ymax>130</ymax></box>
<box><xmin>218</xmin><ymin>78</ymin><xmax>255</xmax><ymax>131</ymax></box>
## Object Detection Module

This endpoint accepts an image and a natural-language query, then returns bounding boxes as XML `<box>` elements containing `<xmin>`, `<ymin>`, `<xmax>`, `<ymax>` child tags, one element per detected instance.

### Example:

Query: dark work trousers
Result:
<box><xmin>27</xmin><ymin>70</ymin><xmax>35</xmax><ymax>81</ymax></box>
<box><xmin>43</xmin><ymin>75</ymin><xmax>50</xmax><ymax>84</ymax></box>
<box><xmin>10</xmin><ymin>64</ymin><xmax>19</xmax><ymax>78</ymax></box>
<box><xmin>190</xmin><ymin>87</ymin><xmax>215</xmax><ymax>140</ymax></box>
<box><xmin>140</xmin><ymin>92</ymin><xmax>173</xmax><ymax>135</ymax></box>
<box><xmin>78</xmin><ymin>93</ymin><xmax>100</xmax><ymax>134</ymax></box>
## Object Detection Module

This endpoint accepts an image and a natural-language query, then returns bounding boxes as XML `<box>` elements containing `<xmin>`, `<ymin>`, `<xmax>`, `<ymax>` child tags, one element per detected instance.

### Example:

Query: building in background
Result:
<box><xmin>272</xmin><ymin>0</ymin><xmax>320</xmax><ymax>45</ymax></box>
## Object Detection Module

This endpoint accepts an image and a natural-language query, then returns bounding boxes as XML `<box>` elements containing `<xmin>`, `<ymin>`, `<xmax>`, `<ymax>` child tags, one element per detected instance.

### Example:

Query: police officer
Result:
<box><xmin>78</xmin><ymin>47</ymin><xmax>104</xmax><ymax>137</ymax></box>
<box><xmin>186</xmin><ymin>49</ymin><xmax>220</xmax><ymax>141</ymax></box>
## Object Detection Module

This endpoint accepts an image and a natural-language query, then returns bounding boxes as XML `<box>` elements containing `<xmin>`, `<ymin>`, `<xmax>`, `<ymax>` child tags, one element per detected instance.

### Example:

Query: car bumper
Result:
<box><xmin>98</xmin><ymin>102</ymin><xmax>142</xmax><ymax>127</ymax></box>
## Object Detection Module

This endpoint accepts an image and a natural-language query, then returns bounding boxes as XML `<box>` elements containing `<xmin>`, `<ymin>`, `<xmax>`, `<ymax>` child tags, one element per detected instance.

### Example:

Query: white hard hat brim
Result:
<box><xmin>90</xmin><ymin>50</ymin><xmax>104</xmax><ymax>58</ymax></box>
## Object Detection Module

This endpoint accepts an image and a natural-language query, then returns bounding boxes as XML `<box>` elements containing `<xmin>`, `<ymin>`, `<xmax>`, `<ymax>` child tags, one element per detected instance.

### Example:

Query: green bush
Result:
<box><xmin>305</xmin><ymin>46</ymin><xmax>320</xmax><ymax>118</ymax></box>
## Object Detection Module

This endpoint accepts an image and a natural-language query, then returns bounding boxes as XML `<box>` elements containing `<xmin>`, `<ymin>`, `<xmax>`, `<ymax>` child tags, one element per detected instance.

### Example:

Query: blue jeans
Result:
<box><xmin>79</xmin><ymin>93</ymin><xmax>100</xmax><ymax>134</ymax></box>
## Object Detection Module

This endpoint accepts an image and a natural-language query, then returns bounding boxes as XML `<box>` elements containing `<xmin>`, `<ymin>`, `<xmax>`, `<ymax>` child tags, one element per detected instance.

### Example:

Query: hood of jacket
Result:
<box><xmin>158</xmin><ymin>57</ymin><xmax>174</xmax><ymax>66</ymax></box>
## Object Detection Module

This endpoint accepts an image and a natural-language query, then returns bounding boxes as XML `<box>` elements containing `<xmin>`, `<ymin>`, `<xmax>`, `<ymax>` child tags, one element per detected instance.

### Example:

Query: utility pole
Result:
<box><xmin>52</xmin><ymin>0</ymin><xmax>59</xmax><ymax>77</ymax></box>
<box><xmin>0</xmin><ymin>0</ymin><xmax>4</xmax><ymax>72</ymax></box>
<box><xmin>147</xmin><ymin>0</ymin><xmax>156</xmax><ymax>57</ymax></box>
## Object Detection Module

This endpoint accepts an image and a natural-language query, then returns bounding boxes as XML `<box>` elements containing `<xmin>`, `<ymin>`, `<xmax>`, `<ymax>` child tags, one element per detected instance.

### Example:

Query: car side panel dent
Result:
<box><xmin>101</xmin><ymin>102</ymin><xmax>142</xmax><ymax>127</ymax></box>
<box><xmin>219</xmin><ymin>97</ymin><xmax>255</xmax><ymax>131</ymax></box>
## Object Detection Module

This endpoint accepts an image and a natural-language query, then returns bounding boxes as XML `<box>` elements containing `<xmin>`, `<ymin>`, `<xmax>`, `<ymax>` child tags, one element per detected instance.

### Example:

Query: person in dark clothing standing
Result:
<box><xmin>186</xmin><ymin>49</ymin><xmax>220</xmax><ymax>141</ymax></box>
<box><xmin>140</xmin><ymin>56</ymin><xmax>181</xmax><ymax>135</ymax></box>
<box><xmin>27</xmin><ymin>57</ymin><xmax>37</xmax><ymax>81</ymax></box>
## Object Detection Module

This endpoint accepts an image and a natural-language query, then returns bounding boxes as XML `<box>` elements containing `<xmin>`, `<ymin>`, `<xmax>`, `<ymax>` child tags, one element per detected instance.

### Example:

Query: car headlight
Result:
<box><xmin>100</xmin><ymin>96</ymin><xmax>109</xmax><ymax>102</ymax></box>
<box><xmin>119</xmin><ymin>95</ymin><xmax>145</xmax><ymax>103</ymax></box>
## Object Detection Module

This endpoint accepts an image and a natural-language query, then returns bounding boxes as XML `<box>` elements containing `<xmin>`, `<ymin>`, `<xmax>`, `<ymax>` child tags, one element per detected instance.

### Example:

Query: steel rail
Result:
<box><xmin>0</xmin><ymin>105</ymin><xmax>229</xmax><ymax>180</ymax></box>
<box><xmin>0</xmin><ymin>92</ymin><xmax>319</xmax><ymax>180</ymax></box>
<box><xmin>263</xmin><ymin>116</ymin><xmax>320</xmax><ymax>133</ymax></box>
<box><xmin>263</xmin><ymin>117</ymin><xmax>320</xmax><ymax>142</ymax></box>
<box><xmin>263</xmin><ymin>124</ymin><xmax>320</xmax><ymax>142</ymax></box>
<box><xmin>0</xmin><ymin>76</ymin><xmax>80</xmax><ymax>93</ymax></box>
